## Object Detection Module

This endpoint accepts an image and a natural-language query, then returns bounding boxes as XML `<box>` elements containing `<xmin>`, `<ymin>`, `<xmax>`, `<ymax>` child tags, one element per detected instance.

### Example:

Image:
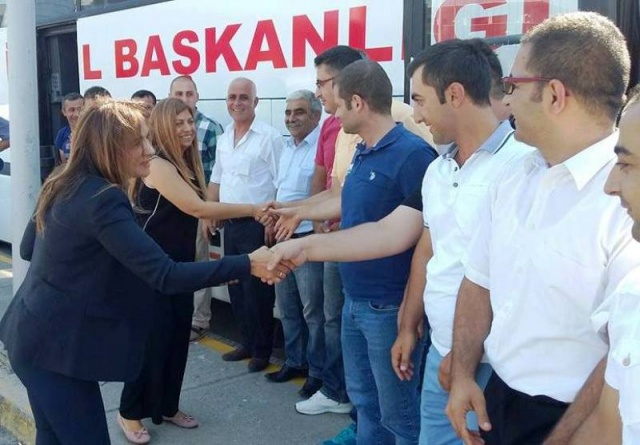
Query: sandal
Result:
<box><xmin>189</xmin><ymin>326</ymin><xmax>208</xmax><ymax>342</ymax></box>
<box><xmin>163</xmin><ymin>411</ymin><xmax>199</xmax><ymax>429</ymax></box>
<box><xmin>117</xmin><ymin>413</ymin><xmax>150</xmax><ymax>444</ymax></box>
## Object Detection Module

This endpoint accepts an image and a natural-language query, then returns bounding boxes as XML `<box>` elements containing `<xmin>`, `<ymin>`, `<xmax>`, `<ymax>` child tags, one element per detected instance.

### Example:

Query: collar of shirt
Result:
<box><xmin>285</xmin><ymin>126</ymin><xmax>320</xmax><ymax>150</ymax></box>
<box><xmin>224</xmin><ymin>118</ymin><xmax>273</xmax><ymax>140</ymax></box>
<box><xmin>523</xmin><ymin>131</ymin><xmax>618</xmax><ymax>191</ymax></box>
<box><xmin>443</xmin><ymin>120</ymin><xmax>515</xmax><ymax>160</ymax></box>
<box><xmin>355</xmin><ymin>123</ymin><xmax>402</xmax><ymax>155</ymax></box>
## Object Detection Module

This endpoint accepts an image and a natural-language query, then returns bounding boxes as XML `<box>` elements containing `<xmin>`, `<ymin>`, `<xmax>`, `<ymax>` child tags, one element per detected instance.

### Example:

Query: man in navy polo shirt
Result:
<box><xmin>332</xmin><ymin>59</ymin><xmax>436</xmax><ymax>444</ymax></box>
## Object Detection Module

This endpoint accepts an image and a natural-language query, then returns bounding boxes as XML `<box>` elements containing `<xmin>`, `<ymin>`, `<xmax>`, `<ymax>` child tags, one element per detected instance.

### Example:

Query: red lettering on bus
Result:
<box><xmin>204</xmin><ymin>24</ymin><xmax>243</xmax><ymax>73</ymax></box>
<box><xmin>107</xmin><ymin>7</ymin><xmax>400</xmax><ymax>79</ymax></box>
<box><xmin>141</xmin><ymin>35</ymin><xmax>170</xmax><ymax>77</ymax></box>
<box><xmin>522</xmin><ymin>0</ymin><xmax>549</xmax><ymax>33</ymax></box>
<box><xmin>245</xmin><ymin>20</ymin><xmax>287</xmax><ymax>70</ymax></box>
<box><xmin>434</xmin><ymin>0</ymin><xmax>507</xmax><ymax>42</ymax></box>
<box><xmin>348</xmin><ymin>6</ymin><xmax>393</xmax><ymax>62</ymax></box>
<box><xmin>434</xmin><ymin>0</ymin><xmax>551</xmax><ymax>43</ymax></box>
<box><xmin>114</xmin><ymin>39</ymin><xmax>139</xmax><ymax>78</ymax></box>
<box><xmin>291</xmin><ymin>10</ymin><xmax>339</xmax><ymax>68</ymax></box>
<box><xmin>82</xmin><ymin>44</ymin><xmax>102</xmax><ymax>80</ymax></box>
<box><xmin>172</xmin><ymin>30</ymin><xmax>200</xmax><ymax>75</ymax></box>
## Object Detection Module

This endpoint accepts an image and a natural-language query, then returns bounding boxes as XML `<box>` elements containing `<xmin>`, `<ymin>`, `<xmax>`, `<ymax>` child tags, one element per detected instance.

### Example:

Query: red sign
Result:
<box><xmin>433</xmin><ymin>0</ymin><xmax>550</xmax><ymax>43</ymax></box>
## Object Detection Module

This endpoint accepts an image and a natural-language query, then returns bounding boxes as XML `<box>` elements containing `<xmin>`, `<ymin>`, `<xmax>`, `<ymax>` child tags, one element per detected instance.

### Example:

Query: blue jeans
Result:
<box><xmin>419</xmin><ymin>344</ymin><xmax>493</xmax><ymax>445</ymax></box>
<box><xmin>275</xmin><ymin>260</ymin><xmax>325</xmax><ymax>378</ymax></box>
<box><xmin>342</xmin><ymin>296</ymin><xmax>424</xmax><ymax>445</ymax></box>
<box><xmin>321</xmin><ymin>261</ymin><xmax>349</xmax><ymax>403</ymax></box>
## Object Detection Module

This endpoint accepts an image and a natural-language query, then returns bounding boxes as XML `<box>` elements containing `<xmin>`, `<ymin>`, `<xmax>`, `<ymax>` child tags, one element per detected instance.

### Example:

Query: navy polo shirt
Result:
<box><xmin>339</xmin><ymin>124</ymin><xmax>437</xmax><ymax>304</ymax></box>
<box><xmin>54</xmin><ymin>126</ymin><xmax>72</xmax><ymax>157</ymax></box>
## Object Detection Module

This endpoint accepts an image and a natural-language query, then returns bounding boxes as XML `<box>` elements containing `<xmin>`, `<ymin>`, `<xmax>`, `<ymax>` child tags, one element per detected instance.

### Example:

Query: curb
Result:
<box><xmin>0</xmin><ymin>334</ymin><xmax>284</xmax><ymax>445</ymax></box>
<box><xmin>0</xmin><ymin>352</ymin><xmax>35</xmax><ymax>445</ymax></box>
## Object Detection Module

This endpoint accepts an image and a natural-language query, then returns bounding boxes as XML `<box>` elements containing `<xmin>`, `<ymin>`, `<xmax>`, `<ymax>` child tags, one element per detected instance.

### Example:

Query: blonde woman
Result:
<box><xmin>0</xmin><ymin>100</ymin><xmax>287</xmax><ymax>445</ymax></box>
<box><xmin>117</xmin><ymin>98</ymin><xmax>267</xmax><ymax>442</ymax></box>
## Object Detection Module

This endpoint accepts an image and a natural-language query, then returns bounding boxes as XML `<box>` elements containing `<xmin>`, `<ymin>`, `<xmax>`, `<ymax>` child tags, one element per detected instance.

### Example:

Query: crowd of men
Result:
<box><xmin>49</xmin><ymin>10</ymin><xmax>639</xmax><ymax>445</ymax></box>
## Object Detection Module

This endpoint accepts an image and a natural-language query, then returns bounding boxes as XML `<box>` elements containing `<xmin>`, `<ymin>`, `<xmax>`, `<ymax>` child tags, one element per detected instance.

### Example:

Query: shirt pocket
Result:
<box><xmin>232</xmin><ymin>154</ymin><xmax>253</xmax><ymax>177</ymax></box>
<box><xmin>296</xmin><ymin>167</ymin><xmax>315</xmax><ymax>195</ymax></box>
<box><xmin>532</xmin><ymin>243</ymin><xmax>604</xmax><ymax>332</ymax></box>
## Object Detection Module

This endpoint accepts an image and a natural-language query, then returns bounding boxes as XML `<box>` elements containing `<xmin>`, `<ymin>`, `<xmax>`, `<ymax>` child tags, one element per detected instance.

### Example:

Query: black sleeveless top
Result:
<box><xmin>135</xmin><ymin>172</ymin><xmax>198</xmax><ymax>263</ymax></box>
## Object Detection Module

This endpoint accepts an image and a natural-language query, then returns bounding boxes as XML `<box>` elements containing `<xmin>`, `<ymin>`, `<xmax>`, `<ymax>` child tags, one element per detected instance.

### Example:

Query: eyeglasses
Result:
<box><xmin>501</xmin><ymin>76</ymin><xmax>553</xmax><ymax>95</ymax></box>
<box><xmin>315</xmin><ymin>76</ymin><xmax>336</xmax><ymax>88</ymax></box>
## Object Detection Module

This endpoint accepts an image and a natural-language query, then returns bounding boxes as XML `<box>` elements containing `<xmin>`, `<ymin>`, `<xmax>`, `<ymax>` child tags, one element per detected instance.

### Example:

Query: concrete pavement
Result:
<box><xmin>0</xmin><ymin>244</ymin><xmax>350</xmax><ymax>445</ymax></box>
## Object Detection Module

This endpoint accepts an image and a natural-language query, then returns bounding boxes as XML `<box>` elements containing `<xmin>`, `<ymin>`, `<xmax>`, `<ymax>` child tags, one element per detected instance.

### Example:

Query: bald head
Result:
<box><xmin>226</xmin><ymin>77</ymin><xmax>259</xmax><ymax>124</ymax></box>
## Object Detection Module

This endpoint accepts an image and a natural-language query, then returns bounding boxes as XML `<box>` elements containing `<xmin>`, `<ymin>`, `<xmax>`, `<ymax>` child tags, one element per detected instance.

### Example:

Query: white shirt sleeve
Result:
<box><xmin>462</xmin><ymin>182</ymin><xmax>495</xmax><ymax>290</ymax></box>
<box><xmin>601</xmin><ymin>269</ymin><xmax>640</xmax><ymax>440</ymax></box>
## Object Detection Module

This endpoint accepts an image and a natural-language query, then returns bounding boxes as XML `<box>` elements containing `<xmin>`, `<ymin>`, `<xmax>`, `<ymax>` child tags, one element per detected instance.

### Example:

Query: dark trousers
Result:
<box><xmin>482</xmin><ymin>372</ymin><xmax>569</xmax><ymax>445</ymax></box>
<box><xmin>11</xmin><ymin>358</ymin><xmax>110</xmax><ymax>445</ymax></box>
<box><xmin>224</xmin><ymin>219</ymin><xmax>275</xmax><ymax>359</ymax></box>
<box><xmin>120</xmin><ymin>293</ymin><xmax>193</xmax><ymax>424</ymax></box>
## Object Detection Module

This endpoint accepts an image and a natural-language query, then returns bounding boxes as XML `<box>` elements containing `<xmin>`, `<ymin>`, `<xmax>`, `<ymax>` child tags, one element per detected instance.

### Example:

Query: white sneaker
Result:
<box><xmin>295</xmin><ymin>391</ymin><xmax>353</xmax><ymax>415</ymax></box>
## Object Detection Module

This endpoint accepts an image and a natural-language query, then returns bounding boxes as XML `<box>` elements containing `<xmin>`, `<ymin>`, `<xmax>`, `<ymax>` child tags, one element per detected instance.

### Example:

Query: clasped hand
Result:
<box><xmin>248</xmin><ymin>246</ymin><xmax>297</xmax><ymax>284</ymax></box>
<box><xmin>253</xmin><ymin>201</ymin><xmax>303</xmax><ymax>242</ymax></box>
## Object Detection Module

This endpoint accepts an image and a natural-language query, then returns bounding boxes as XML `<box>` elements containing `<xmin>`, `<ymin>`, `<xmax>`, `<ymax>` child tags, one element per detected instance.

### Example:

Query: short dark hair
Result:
<box><xmin>407</xmin><ymin>39</ymin><xmax>492</xmax><ymax>106</ymax></box>
<box><xmin>335</xmin><ymin>59</ymin><xmax>391</xmax><ymax>115</ymax></box>
<box><xmin>170</xmin><ymin>75</ymin><xmax>197</xmax><ymax>92</ymax></box>
<box><xmin>314</xmin><ymin>45</ymin><xmax>364</xmax><ymax>72</ymax></box>
<box><xmin>83</xmin><ymin>86</ymin><xmax>111</xmax><ymax>100</ymax></box>
<box><xmin>131</xmin><ymin>89</ymin><xmax>157</xmax><ymax>105</ymax></box>
<box><xmin>469</xmin><ymin>39</ymin><xmax>504</xmax><ymax>101</ymax></box>
<box><xmin>624</xmin><ymin>84</ymin><xmax>640</xmax><ymax>110</ymax></box>
<box><xmin>62</xmin><ymin>92</ymin><xmax>83</xmax><ymax>104</ymax></box>
<box><xmin>522</xmin><ymin>11</ymin><xmax>630</xmax><ymax>121</ymax></box>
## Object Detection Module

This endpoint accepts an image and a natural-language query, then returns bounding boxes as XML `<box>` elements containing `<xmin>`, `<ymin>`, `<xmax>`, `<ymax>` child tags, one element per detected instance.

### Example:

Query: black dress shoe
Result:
<box><xmin>248</xmin><ymin>358</ymin><xmax>270</xmax><ymax>373</ymax></box>
<box><xmin>298</xmin><ymin>376</ymin><xmax>323</xmax><ymax>398</ymax></box>
<box><xmin>222</xmin><ymin>347</ymin><xmax>250</xmax><ymax>362</ymax></box>
<box><xmin>265</xmin><ymin>365</ymin><xmax>308</xmax><ymax>382</ymax></box>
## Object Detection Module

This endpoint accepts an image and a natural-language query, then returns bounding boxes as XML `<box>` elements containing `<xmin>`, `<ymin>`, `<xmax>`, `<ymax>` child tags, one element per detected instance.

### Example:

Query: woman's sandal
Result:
<box><xmin>117</xmin><ymin>413</ymin><xmax>151</xmax><ymax>444</ymax></box>
<box><xmin>163</xmin><ymin>411</ymin><xmax>199</xmax><ymax>429</ymax></box>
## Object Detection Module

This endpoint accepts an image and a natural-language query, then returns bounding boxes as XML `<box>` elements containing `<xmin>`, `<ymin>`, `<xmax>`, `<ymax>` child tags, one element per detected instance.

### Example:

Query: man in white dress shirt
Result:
<box><xmin>446</xmin><ymin>12</ymin><xmax>640</xmax><ymax>445</ymax></box>
<box><xmin>568</xmin><ymin>89</ymin><xmax>640</xmax><ymax>445</ymax></box>
<box><xmin>264</xmin><ymin>90</ymin><xmax>330</xmax><ymax>401</ymax></box>
<box><xmin>209</xmin><ymin>77</ymin><xmax>283</xmax><ymax>372</ymax></box>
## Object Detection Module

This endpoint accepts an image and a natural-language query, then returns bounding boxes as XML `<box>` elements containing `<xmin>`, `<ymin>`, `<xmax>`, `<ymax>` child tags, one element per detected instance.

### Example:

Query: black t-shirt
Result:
<box><xmin>402</xmin><ymin>186</ymin><xmax>422</xmax><ymax>212</ymax></box>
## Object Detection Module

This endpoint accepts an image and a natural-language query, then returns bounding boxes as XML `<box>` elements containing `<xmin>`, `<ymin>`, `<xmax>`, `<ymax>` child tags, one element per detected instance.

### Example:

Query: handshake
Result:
<box><xmin>250</xmin><ymin>201</ymin><xmax>338</xmax><ymax>242</ymax></box>
<box><xmin>247</xmin><ymin>243</ymin><xmax>308</xmax><ymax>285</ymax></box>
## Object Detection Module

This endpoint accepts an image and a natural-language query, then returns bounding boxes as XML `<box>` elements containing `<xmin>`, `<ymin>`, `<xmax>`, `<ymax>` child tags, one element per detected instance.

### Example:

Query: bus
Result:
<box><xmin>0</xmin><ymin>0</ymin><xmax>637</xmax><ymax>248</ymax></box>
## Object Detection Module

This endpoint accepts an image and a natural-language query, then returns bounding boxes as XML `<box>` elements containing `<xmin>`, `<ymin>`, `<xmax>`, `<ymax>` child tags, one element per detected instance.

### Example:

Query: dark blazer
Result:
<box><xmin>0</xmin><ymin>174</ymin><xmax>250</xmax><ymax>382</ymax></box>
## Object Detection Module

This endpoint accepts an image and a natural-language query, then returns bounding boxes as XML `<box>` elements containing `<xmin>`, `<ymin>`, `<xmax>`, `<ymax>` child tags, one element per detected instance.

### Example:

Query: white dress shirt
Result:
<box><xmin>276</xmin><ymin>126</ymin><xmax>320</xmax><ymax>234</ymax></box>
<box><xmin>464</xmin><ymin>132</ymin><xmax>640</xmax><ymax>402</ymax></box>
<box><xmin>593</xmin><ymin>267</ymin><xmax>640</xmax><ymax>444</ymax></box>
<box><xmin>422</xmin><ymin>121</ymin><xmax>534</xmax><ymax>357</ymax></box>
<box><xmin>210</xmin><ymin>119</ymin><xmax>283</xmax><ymax>204</ymax></box>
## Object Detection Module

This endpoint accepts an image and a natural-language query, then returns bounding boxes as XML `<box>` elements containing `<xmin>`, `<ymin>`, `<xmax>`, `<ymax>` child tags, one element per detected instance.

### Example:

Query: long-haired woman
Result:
<box><xmin>117</xmin><ymin>98</ymin><xmax>268</xmax><ymax>442</ymax></box>
<box><xmin>0</xmin><ymin>100</ymin><xmax>286</xmax><ymax>445</ymax></box>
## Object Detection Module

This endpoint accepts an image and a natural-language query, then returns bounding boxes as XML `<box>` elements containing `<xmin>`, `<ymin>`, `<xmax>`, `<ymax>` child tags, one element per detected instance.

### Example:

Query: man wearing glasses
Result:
<box><xmin>446</xmin><ymin>12</ymin><xmax>640</xmax><ymax>445</ymax></box>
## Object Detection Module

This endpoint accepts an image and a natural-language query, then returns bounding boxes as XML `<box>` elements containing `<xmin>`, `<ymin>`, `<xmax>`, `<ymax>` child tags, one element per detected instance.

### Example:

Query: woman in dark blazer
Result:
<box><xmin>0</xmin><ymin>100</ymin><xmax>287</xmax><ymax>445</ymax></box>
